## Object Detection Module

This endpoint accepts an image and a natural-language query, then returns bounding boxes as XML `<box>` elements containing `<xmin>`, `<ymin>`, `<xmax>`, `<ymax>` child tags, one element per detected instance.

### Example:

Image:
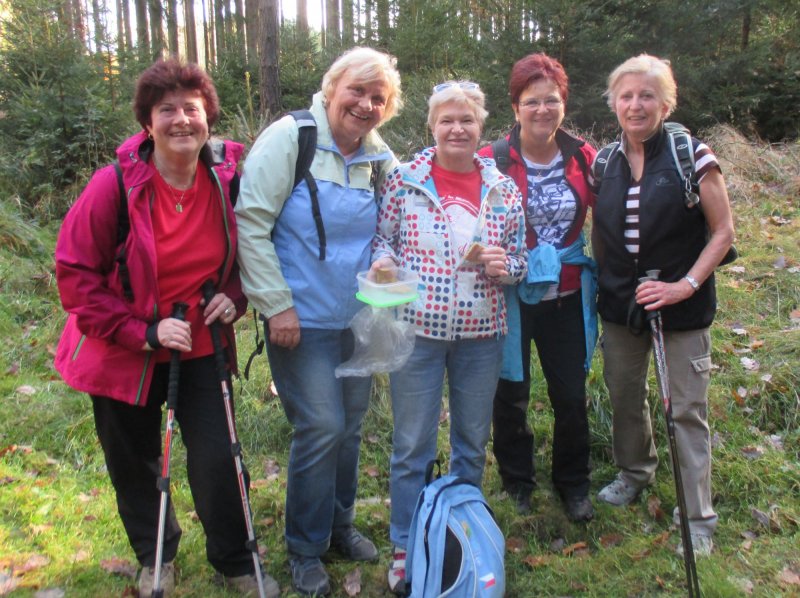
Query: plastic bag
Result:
<box><xmin>335</xmin><ymin>306</ymin><xmax>416</xmax><ymax>378</ymax></box>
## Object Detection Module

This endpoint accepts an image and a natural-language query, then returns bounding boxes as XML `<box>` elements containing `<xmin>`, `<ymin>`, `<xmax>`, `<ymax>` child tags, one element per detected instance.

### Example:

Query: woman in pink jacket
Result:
<box><xmin>54</xmin><ymin>59</ymin><xmax>278</xmax><ymax>598</ymax></box>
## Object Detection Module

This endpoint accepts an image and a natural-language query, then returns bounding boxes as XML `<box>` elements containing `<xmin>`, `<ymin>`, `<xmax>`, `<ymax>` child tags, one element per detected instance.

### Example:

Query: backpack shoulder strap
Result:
<box><xmin>664</xmin><ymin>121</ymin><xmax>699</xmax><ymax>207</ymax></box>
<box><xmin>112</xmin><ymin>160</ymin><xmax>134</xmax><ymax>302</ymax></box>
<box><xmin>288</xmin><ymin>109</ymin><xmax>325</xmax><ymax>260</ymax></box>
<box><xmin>491</xmin><ymin>137</ymin><xmax>511</xmax><ymax>174</ymax></box>
<box><xmin>593</xmin><ymin>141</ymin><xmax>620</xmax><ymax>185</ymax></box>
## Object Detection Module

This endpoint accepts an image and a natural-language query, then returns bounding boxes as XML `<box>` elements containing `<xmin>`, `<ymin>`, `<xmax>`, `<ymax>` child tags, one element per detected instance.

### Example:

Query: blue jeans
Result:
<box><xmin>266</xmin><ymin>327</ymin><xmax>372</xmax><ymax>556</ymax></box>
<box><xmin>389</xmin><ymin>335</ymin><xmax>505</xmax><ymax>548</ymax></box>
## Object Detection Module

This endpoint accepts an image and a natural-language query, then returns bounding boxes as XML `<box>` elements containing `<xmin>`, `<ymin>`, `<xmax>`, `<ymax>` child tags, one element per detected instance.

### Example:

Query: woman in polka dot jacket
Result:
<box><xmin>370</xmin><ymin>81</ymin><xmax>526</xmax><ymax>595</ymax></box>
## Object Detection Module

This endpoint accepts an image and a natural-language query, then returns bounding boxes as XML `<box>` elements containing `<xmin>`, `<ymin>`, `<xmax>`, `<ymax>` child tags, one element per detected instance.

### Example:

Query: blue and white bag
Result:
<box><xmin>405</xmin><ymin>461</ymin><xmax>505</xmax><ymax>597</ymax></box>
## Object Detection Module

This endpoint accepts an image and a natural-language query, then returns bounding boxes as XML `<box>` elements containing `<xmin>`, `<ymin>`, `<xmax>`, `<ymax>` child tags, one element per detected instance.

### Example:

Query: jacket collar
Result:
<box><xmin>508</xmin><ymin>124</ymin><xmax>585</xmax><ymax>165</ymax></box>
<box><xmin>309</xmin><ymin>92</ymin><xmax>393</xmax><ymax>160</ymax></box>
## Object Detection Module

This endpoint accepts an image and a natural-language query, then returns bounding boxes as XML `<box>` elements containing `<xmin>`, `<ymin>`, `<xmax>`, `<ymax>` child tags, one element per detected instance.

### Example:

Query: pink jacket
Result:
<box><xmin>54</xmin><ymin>131</ymin><xmax>245</xmax><ymax>405</ymax></box>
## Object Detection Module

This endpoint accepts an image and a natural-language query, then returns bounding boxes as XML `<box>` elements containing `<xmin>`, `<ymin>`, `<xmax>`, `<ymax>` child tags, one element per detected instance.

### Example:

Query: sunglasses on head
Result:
<box><xmin>432</xmin><ymin>81</ymin><xmax>480</xmax><ymax>94</ymax></box>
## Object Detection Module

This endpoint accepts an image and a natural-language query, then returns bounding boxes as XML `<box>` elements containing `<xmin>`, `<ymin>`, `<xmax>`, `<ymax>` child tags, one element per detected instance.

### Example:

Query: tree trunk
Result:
<box><xmin>364</xmin><ymin>0</ymin><xmax>372</xmax><ymax>42</ymax></box>
<box><xmin>342</xmin><ymin>0</ymin><xmax>353</xmax><ymax>44</ymax></box>
<box><xmin>91</xmin><ymin>0</ymin><xmax>105</xmax><ymax>54</ymax></box>
<box><xmin>223</xmin><ymin>0</ymin><xmax>235</xmax><ymax>49</ymax></box>
<box><xmin>326</xmin><ymin>0</ymin><xmax>340</xmax><ymax>44</ymax></box>
<box><xmin>204</xmin><ymin>0</ymin><xmax>214</xmax><ymax>67</ymax></box>
<box><xmin>233</xmin><ymin>0</ymin><xmax>245</xmax><ymax>52</ymax></box>
<box><xmin>260</xmin><ymin>0</ymin><xmax>282</xmax><ymax>118</ymax></box>
<box><xmin>148</xmin><ymin>0</ymin><xmax>165</xmax><ymax>59</ymax></box>
<box><xmin>72</xmin><ymin>0</ymin><xmax>87</xmax><ymax>46</ymax></box>
<box><xmin>166</xmin><ymin>0</ymin><xmax>180</xmax><ymax>56</ymax></box>
<box><xmin>185</xmin><ymin>0</ymin><xmax>199</xmax><ymax>62</ymax></box>
<box><xmin>214</xmin><ymin>0</ymin><xmax>226</xmax><ymax>56</ymax></box>
<box><xmin>246</xmin><ymin>0</ymin><xmax>259</xmax><ymax>65</ymax></box>
<box><xmin>741</xmin><ymin>4</ymin><xmax>751</xmax><ymax>50</ymax></box>
<box><xmin>135</xmin><ymin>0</ymin><xmax>150</xmax><ymax>61</ymax></box>
<box><xmin>297</xmin><ymin>0</ymin><xmax>308</xmax><ymax>33</ymax></box>
<box><xmin>376</xmin><ymin>0</ymin><xmax>388</xmax><ymax>47</ymax></box>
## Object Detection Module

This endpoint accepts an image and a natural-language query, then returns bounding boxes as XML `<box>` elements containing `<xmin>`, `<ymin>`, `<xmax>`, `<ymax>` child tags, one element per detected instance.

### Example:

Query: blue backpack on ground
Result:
<box><xmin>405</xmin><ymin>461</ymin><xmax>505</xmax><ymax>598</ymax></box>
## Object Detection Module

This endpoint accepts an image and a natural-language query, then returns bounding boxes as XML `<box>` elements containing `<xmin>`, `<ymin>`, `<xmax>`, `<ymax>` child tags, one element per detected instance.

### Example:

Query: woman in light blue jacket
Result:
<box><xmin>235</xmin><ymin>47</ymin><xmax>402</xmax><ymax>597</ymax></box>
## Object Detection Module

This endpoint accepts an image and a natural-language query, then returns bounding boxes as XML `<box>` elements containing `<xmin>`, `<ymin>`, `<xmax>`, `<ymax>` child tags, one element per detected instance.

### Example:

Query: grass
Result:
<box><xmin>1</xmin><ymin>127</ymin><xmax>799</xmax><ymax>596</ymax></box>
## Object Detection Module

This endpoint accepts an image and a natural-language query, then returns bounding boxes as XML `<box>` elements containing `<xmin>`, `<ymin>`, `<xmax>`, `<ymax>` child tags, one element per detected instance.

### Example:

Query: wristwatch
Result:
<box><xmin>683</xmin><ymin>275</ymin><xmax>700</xmax><ymax>292</ymax></box>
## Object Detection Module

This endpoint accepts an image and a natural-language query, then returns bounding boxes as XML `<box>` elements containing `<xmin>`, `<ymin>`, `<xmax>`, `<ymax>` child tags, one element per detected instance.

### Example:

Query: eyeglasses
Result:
<box><xmin>519</xmin><ymin>98</ymin><xmax>563</xmax><ymax>110</ymax></box>
<box><xmin>432</xmin><ymin>81</ymin><xmax>481</xmax><ymax>94</ymax></box>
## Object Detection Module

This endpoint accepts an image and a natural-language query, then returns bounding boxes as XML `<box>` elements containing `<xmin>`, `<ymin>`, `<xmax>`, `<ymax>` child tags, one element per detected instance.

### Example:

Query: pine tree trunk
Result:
<box><xmin>297</xmin><ymin>0</ymin><xmax>308</xmax><ymax>33</ymax></box>
<box><xmin>376</xmin><ymin>0</ymin><xmax>388</xmax><ymax>46</ymax></box>
<box><xmin>246</xmin><ymin>0</ymin><xmax>260</xmax><ymax>65</ymax></box>
<box><xmin>185</xmin><ymin>0</ymin><xmax>199</xmax><ymax>62</ymax></box>
<box><xmin>214</xmin><ymin>0</ymin><xmax>226</xmax><ymax>56</ymax></box>
<box><xmin>148</xmin><ymin>0</ymin><xmax>164</xmax><ymax>59</ymax></box>
<box><xmin>259</xmin><ymin>0</ymin><xmax>282</xmax><ymax>118</ymax></box>
<box><xmin>204</xmin><ymin>0</ymin><xmax>214</xmax><ymax>67</ymax></box>
<box><xmin>166</xmin><ymin>0</ymin><xmax>179</xmax><ymax>56</ymax></box>
<box><xmin>326</xmin><ymin>0</ymin><xmax>340</xmax><ymax>44</ymax></box>
<box><xmin>135</xmin><ymin>0</ymin><xmax>150</xmax><ymax>61</ymax></box>
<box><xmin>342</xmin><ymin>0</ymin><xmax>353</xmax><ymax>44</ymax></box>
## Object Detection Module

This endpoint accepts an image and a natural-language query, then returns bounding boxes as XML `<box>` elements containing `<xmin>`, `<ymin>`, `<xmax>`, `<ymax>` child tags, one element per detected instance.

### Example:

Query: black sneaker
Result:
<box><xmin>564</xmin><ymin>495</ymin><xmax>594</xmax><ymax>522</ymax></box>
<box><xmin>289</xmin><ymin>555</ymin><xmax>331</xmax><ymax>596</ymax></box>
<box><xmin>330</xmin><ymin>525</ymin><xmax>379</xmax><ymax>561</ymax></box>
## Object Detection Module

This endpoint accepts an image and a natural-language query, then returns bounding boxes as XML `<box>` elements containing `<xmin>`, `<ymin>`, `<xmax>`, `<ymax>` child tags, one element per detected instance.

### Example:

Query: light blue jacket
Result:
<box><xmin>236</xmin><ymin>93</ymin><xmax>397</xmax><ymax>328</ymax></box>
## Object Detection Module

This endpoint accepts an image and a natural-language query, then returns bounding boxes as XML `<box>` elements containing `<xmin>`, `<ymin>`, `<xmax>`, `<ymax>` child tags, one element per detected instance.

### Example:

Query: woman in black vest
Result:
<box><xmin>592</xmin><ymin>54</ymin><xmax>734</xmax><ymax>557</ymax></box>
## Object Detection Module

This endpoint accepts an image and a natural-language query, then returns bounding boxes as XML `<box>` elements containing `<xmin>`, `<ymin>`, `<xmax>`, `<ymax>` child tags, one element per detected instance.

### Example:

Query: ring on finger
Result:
<box><xmin>224</xmin><ymin>306</ymin><xmax>233</xmax><ymax>315</ymax></box>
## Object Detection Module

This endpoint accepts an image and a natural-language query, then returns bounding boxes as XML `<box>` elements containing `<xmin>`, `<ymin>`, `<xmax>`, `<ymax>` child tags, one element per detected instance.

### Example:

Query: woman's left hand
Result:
<box><xmin>478</xmin><ymin>245</ymin><xmax>509</xmax><ymax>278</ymax></box>
<box><xmin>203</xmin><ymin>292</ymin><xmax>237</xmax><ymax>325</ymax></box>
<box><xmin>636</xmin><ymin>279</ymin><xmax>694</xmax><ymax>311</ymax></box>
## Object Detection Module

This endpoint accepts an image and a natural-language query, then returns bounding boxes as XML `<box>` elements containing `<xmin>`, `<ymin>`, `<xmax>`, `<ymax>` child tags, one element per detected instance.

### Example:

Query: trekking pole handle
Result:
<box><xmin>201</xmin><ymin>280</ymin><xmax>228</xmax><ymax>382</ymax></box>
<box><xmin>166</xmin><ymin>302</ymin><xmax>188</xmax><ymax>409</ymax></box>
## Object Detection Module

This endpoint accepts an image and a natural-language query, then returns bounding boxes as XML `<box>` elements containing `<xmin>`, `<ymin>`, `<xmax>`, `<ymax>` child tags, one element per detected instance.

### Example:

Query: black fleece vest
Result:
<box><xmin>592</xmin><ymin>128</ymin><xmax>716</xmax><ymax>331</ymax></box>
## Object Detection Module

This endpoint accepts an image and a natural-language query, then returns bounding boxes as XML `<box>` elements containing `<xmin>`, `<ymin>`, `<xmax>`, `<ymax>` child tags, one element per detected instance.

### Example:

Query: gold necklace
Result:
<box><xmin>154</xmin><ymin>162</ymin><xmax>192</xmax><ymax>213</ymax></box>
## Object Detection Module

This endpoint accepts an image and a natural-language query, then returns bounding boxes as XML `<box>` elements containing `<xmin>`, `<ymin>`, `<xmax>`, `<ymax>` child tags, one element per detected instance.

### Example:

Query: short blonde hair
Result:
<box><xmin>427</xmin><ymin>81</ymin><xmax>488</xmax><ymax>130</ymax></box>
<box><xmin>605</xmin><ymin>54</ymin><xmax>677</xmax><ymax>116</ymax></box>
<box><xmin>321</xmin><ymin>47</ymin><xmax>403</xmax><ymax>125</ymax></box>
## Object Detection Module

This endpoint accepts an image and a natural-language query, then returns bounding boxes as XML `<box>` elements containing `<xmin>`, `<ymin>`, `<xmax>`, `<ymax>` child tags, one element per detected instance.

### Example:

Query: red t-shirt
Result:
<box><xmin>431</xmin><ymin>162</ymin><xmax>482</xmax><ymax>257</ymax></box>
<box><xmin>151</xmin><ymin>165</ymin><xmax>226</xmax><ymax>362</ymax></box>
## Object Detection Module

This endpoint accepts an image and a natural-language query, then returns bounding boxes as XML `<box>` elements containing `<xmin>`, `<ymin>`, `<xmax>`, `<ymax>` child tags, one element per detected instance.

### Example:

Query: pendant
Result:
<box><xmin>175</xmin><ymin>203</ymin><xmax>183</xmax><ymax>213</ymax></box>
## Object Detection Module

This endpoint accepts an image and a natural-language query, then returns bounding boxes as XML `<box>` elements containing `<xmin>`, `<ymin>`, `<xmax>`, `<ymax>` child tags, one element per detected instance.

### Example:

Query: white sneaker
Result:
<box><xmin>676</xmin><ymin>533</ymin><xmax>713</xmax><ymax>557</ymax></box>
<box><xmin>597</xmin><ymin>474</ymin><xmax>644</xmax><ymax>506</ymax></box>
<box><xmin>387</xmin><ymin>546</ymin><xmax>407</xmax><ymax>595</ymax></box>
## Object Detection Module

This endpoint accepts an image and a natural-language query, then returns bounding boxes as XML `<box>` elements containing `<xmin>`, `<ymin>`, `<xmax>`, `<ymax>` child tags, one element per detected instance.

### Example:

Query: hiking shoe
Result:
<box><xmin>676</xmin><ymin>533</ymin><xmax>713</xmax><ymax>557</ymax></box>
<box><xmin>387</xmin><ymin>546</ymin><xmax>407</xmax><ymax>595</ymax></box>
<box><xmin>330</xmin><ymin>525</ymin><xmax>379</xmax><ymax>561</ymax></box>
<box><xmin>290</xmin><ymin>555</ymin><xmax>331</xmax><ymax>596</ymax></box>
<box><xmin>215</xmin><ymin>570</ymin><xmax>281</xmax><ymax>597</ymax></box>
<box><xmin>138</xmin><ymin>561</ymin><xmax>175</xmax><ymax>597</ymax></box>
<box><xmin>564</xmin><ymin>495</ymin><xmax>594</xmax><ymax>522</ymax></box>
<box><xmin>597</xmin><ymin>474</ymin><xmax>644</xmax><ymax>506</ymax></box>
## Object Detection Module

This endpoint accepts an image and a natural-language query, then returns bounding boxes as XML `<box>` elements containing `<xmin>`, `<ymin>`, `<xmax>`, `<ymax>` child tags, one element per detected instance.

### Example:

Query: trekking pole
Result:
<box><xmin>640</xmin><ymin>270</ymin><xmax>701</xmax><ymax>598</ymax></box>
<box><xmin>202</xmin><ymin>281</ymin><xmax>267</xmax><ymax>598</ymax></box>
<box><xmin>153</xmin><ymin>301</ymin><xmax>189</xmax><ymax>598</ymax></box>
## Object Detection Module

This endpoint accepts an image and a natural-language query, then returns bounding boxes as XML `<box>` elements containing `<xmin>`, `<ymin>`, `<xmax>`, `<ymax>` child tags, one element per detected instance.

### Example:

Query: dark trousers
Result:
<box><xmin>492</xmin><ymin>291</ymin><xmax>591</xmax><ymax>499</ymax></box>
<box><xmin>91</xmin><ymin>354</ymin><xmax>254</xmax><ymax>577</ymax></box>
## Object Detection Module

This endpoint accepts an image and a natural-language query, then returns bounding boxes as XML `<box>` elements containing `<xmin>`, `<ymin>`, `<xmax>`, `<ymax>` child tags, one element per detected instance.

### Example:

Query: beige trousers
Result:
<box><xmin>601</xmin><ymin>319</ymin><xmax>718</xmax><ymax>537</ymax></box>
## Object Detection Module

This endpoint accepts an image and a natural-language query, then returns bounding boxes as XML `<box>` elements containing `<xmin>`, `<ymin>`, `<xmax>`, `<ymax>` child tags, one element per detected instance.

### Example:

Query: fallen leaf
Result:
<box><xmin>34</xmin><ymin>589</ymin><xmax>65</xmax><ymax>598</ymax></box>
<box><xmin>342</xmin><ymin>567</ymin><xmax>362</xmax><ymax>596</ymax></box>
<box><xmin>439</xmin><ymin>407</ymin><xmax>449</xmax><ymax>424</ymax></box>
<box><xmin>769</xmin><ymin>215</ymin><xmax>791</xmax><ymax>226</ymax></box>
<box><xmin>732</xmin><ymin>388</ymin><xmax>746</xmax><ymax>406</ymax></box>
<box><xmin>773</xmin><ymin>255</ymin><xmax>787</xmax><ymax>269</ymax></box>
<box><xmin>790</xmin><ymin>309</ymin><xmax>800</xmax><ymax>322</ymax></box>
<box><xmin>740</xmin><ymin>357</ymin><xmax>759</xmax><ymax>371</ymax></box>
<box><xmin>741</xmin><ymin>530</ymin><xmax>758</xmax><ymax>540</ymax></box>
<box><xmin>188</xmin><ymin>511</ymin><xmax>199</xmax><ymax>522</ymax></box>
<box><xmin>6</xmin><ymin>363</ymin><xmax>19</xmax><ymax>375</ymax></box>
<box><xmin>733</xmin><ymin>577</ymin><xmax>754</xmax><ymax>594</ymax></box>
<box><xmin>264</xmin><ymin>459</ymin><xmax>281</xmax><ymax>476</ymax></box>
<box><xmin>70</xmin><ymin>550</ymin><xmax>90</xmax><ymax>563</ymax></box>
<box><xmin>655</xmin><ymin>575</ymin><xmax>667</xmax><ymax>589</ymax></box>
<box><xmin>728</xmin><ymin>266</ymin><xmax>746</xmax><ymax>273</ymax></box>
<box><xmin>250</xmin><ymin>479</ymin><xmax>268</xmax><ymax>489</ymax></box>
<box><xmin>750</xmin><ymin>507</ymin><xmax>781</xmax><ymax>532</ymax></box>
<box><xmin>15</xmin><ymin>385</ymin><xmax>36</xmax><ymax>396</ymax></box>
<box><xmin>562</xmin><ymin>541</ymin><xmax>588</xmax><ymax>556</ymax></box>
<box><xmin>78</xmin><ymin>492</ymin><xmax>94</xmax><ymax>503</ymax></box>
<box><xmin>761</xmin><ymin>373</ymin><xmax>773</xmax><ymax>383</ymax></box>
<box><xmin>631</xmin><ymin>548</ymin><xmax>651</xmax><ymax>560</ymax></box>
<box><xmin>100</xmin><ymin>557</ymin><xmax>137</xmax><ymax>578</ymax></box>
<box><xmin>570</xmin><ymin>581</ymin><xmax>588</xmax><ymax>591</ymax></box>
<box><xmin>523</xmin><ymin>554</ymin><xmax>551</xmax><ymax>568</ymax></box>
<box><xmin>731</xmin><ymin>327</ymin><xmax>748</xmax><ymax>336</ymax></box>
<box><xmin>549</xmin><ymin>537</ymin><xmax>566</xmax><ymax>552</ymax></box>
<box><xmin>741</xmin><ymin>446</ymin><xmax>765</xmax><ymax>459</ymax></box>
<box><xmin>779</xmin><ymin>567</ymin><xmax>800</xmax><ymax>586</ymax></box>
<box><xmin>259</xmin><ymin>517</ymin><xmax>275</xmax><ymax>527</ymax></box>
<box><xmin>18</xmin><ymin>554</ymin><xmax>50</xmax><ymax>573</ymax></box>
<box><xmin>268</xmin><ymin>381</ymin><xmax>279</xmax><ymax>396</ymax></box>
<box><xmin>31</xmin><ymin>524</ymin><xmax>53</xmax><ymax>535</ymax></box>
<box><xmin>365</xmin><ymin>434</ymin><xmax>379</xmax><ymax>444</ymax></box>
<box><xmin>749</xmin><ymin>340</ymin><xmax>764</xmax><ymax>350</ymax></box>
<box><xmin>0</xmin><ymin>572</ymin><xmax>19</xmax><ymax>594</ymax></box>
<box><xmin>599</xmin><ymin>533</ymin><xmax>624</xmax><ymax>548</ymax></box>
<box><xmin>766</xmin><ymin>435</ymin><xmax>784</xmax><ymax>450</ymax></box>
<box><xmin>505</xmin><ymin>537</ymin><xmax>525</xmax><ymax>553</ymax></box>
<box><xmin>83</xmin><ymin>515</ymin><xmax>96</xmax><ymax>522</ymax></box>
<box><xmin>365</xmin><ymin>466</ymin><xmax>380</xmax><ymax>478</ymax></box>
<box><xmin>740</xmin><ymin>539</ymin><xmax>753</xmax><ymax>551</ymax></box>
<box><xmin>0</xmin><ymin>477</ymin><xmax>18</xmax><ymax>486</ymax></box>
<box><xmin>647</xmin><ymin>495</ymin><xmax>665</xmax><ymax>520</ymax></box>
<box><xmin>651</xmin><ymin>531</ymin><xmax>670</xmax><ymax>547</ymax></box>
<box><xmin>533</xmin><ymin>402</ymin><xmax>547</xmax><ymax>412</ymax></box>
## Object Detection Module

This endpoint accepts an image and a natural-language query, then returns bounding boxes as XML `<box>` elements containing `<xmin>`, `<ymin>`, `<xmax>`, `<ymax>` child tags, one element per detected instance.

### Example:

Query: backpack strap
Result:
<box><xmin>491</xmin><ymin>137</ymin><xmax>511</xmax><ymax>174</ymax></box>
<box><xmin>664</xmin><ymin>122</ymin><xmax>699</xmax><ymax>208</ymax></box>
<box><xmin>112</xmin><ymin>160</ymin><xmax>134</xmax><ymax>302</ymax></box>
<box><xmin>592</xmin><ymin>141</ymin><xmax>620</xmax><ymax>187</ymax></box>
<box><xmin>288</xmin><ymin>110</ymin><xmax>325</xmax><ymax>261</ymax></box>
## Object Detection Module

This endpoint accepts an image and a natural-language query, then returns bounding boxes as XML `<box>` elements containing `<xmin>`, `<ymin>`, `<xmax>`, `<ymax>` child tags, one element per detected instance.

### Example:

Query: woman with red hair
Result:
<box><xmin>479</xmin><ymin>53</ymin><xmax>598</xmax><ymax>522</ymax></box>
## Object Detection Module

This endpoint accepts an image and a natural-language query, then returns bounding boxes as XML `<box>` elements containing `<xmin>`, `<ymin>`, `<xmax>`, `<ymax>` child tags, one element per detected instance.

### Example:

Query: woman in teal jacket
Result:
<box><xmin>235</xmin><ymin>47</ymin><xmax>403</xmax><ymax>597</ymax></box>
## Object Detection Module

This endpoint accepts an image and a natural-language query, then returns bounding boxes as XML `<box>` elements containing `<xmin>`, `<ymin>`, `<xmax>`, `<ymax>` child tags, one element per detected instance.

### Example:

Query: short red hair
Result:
<box><xmin>508</xmin><ymin>53</ymin><xmax>569</xmax><ymax>105</ymax></box>
<box><xmin>133</xmin><ymin>58</ymin><xmax>220</xmax><ymax>130</ymax></box>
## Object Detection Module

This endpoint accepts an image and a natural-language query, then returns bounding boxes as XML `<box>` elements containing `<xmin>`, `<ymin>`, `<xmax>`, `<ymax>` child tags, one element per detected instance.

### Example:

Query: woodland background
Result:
<box><xmin>1</xmin><ymin>0</ymin><xmax>799</xmax><ymax>217</ymax></box>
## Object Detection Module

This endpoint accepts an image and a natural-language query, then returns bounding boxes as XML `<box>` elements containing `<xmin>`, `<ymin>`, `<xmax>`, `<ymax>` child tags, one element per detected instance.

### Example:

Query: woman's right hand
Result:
<box><xmin>157</xmin><ymin>318</ymin><xmax>193</xmax><ymax>352</ymax></box>
<box><xmin>368</xmin><ymin>257</ymin><xmax>397</xmax><ymax>281</ymax></box>
<box><xmin>268</xmin><ymin>307</ymin><xmax>301</xmax><ymax>349</ymax></box>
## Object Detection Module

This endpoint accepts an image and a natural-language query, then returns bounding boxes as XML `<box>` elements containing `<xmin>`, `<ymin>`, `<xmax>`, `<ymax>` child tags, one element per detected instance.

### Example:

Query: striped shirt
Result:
<box><xmin>624</xmin><ymin>140</ymin><xmax>719</xmax><ymax>255</ymax></box>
